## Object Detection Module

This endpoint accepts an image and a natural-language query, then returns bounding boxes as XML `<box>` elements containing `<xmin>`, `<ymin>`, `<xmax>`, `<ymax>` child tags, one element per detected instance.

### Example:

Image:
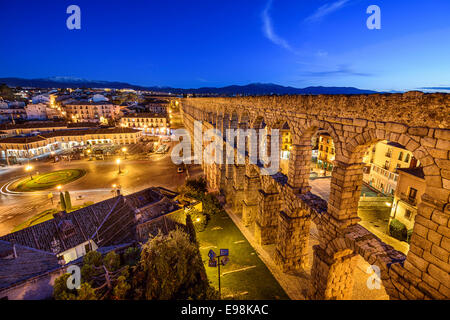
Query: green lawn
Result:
<box><xmin>12</xmin><ymin>169</ymin><xmax>86</xmax><ymax>192</ymax></box>
<box><xmin>196</xmin><ymin>210</ymin><xmax>289</xmax><ymax>300</ymax></box>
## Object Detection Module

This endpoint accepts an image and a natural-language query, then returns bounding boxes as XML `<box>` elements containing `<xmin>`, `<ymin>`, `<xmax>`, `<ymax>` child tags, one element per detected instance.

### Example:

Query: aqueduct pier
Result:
<box><xmin>180</xmin><ymin>92</ymin><xmax>450</xmax><ymax>299</ymax></box>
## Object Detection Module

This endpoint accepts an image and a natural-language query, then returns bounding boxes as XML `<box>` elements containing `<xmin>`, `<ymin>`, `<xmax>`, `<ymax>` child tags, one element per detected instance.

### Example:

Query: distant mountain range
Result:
<box><xmin>0</xmin><ymin>77</ymin><xmax>380</xmax><ymax>95</ymax></box>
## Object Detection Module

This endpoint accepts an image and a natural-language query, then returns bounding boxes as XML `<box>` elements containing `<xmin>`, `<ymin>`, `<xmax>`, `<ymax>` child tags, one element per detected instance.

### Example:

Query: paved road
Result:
<box><xmin>0</xmin><ymin>147</ymin><xmax>186</xmax><ymax>236</ymax></box>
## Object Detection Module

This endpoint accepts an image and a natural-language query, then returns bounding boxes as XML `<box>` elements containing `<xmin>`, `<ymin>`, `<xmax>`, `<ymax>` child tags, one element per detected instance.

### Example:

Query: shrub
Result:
<box><xmin>389</xmin><ymin>219</ymin><xmax>407</xmax><ymax>241</ymax></box>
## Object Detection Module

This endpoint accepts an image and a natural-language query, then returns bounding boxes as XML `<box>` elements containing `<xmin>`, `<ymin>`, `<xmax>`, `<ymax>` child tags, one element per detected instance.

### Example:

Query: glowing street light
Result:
<box><xmin>56</xmin><ymin>185</ymin><xmax>62</xmax><ymax>191</ymax></box>
<box><xmin>122</xmin><ymin>147</ymin><xmax>128</xmax><ymax>159</ymax></box>
<box><xmin>116</xmin><ymin>158</ymin><xmax>122</xmax><ymax>174</ymax></box>
<box><xmin>25</xmin><ymin>165</ymin><xmax>34</xmax><ymax>180</ymax></box>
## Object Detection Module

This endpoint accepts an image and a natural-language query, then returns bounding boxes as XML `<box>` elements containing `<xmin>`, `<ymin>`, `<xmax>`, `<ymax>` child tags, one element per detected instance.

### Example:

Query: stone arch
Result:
<box><xmin>345</xmin><ymin>128</ymin><xmax>432</xmax><ymax>167</ymax></box>
<box><xmin>250</xmin><ymin>115</ymin><xmax>267</xmax><ymax>130</ymax></box>
<box><xmin>297</xmin><ymin>119</ymin><xmax>343</xmax><ymax>159</ymax></box>
<box><xmin>229</xmin><ymin>110</ymin><xmax>239</xmax><ymax>129</ymax></box>
<box><xmin>331</xmin><ymin>127</ymin><xmax>450</xmax><ymax>299</ymax></box>
<box><xmin>310</xmin><ymin>221</ymin><xmax>406</xmax><ymax>300</ymax></box>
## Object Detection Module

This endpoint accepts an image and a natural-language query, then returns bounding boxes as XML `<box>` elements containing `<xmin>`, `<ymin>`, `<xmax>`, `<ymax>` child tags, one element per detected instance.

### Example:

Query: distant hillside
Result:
<box><xmin>0</xmin><ymin>77</ymin><xmax>379</xmax><ymax>95</ymax></box>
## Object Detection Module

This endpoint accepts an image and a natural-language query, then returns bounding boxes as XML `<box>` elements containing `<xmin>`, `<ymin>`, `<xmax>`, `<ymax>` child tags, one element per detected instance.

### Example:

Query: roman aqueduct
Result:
<box><xmin>180</xmin><ymin>92</ymin><xmax>450</xmax><ymax>300</ymax></box>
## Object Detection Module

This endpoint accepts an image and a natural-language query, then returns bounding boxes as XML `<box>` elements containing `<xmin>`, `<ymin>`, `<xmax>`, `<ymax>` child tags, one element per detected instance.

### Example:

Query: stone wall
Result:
<box><xmin>181</xmin><ymin>93</ymin><xmax>450</xmax><ymax>300</ymax></box>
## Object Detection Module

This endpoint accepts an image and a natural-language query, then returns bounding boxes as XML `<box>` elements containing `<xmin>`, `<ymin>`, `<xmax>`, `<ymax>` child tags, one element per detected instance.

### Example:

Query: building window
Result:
<box><xmin>408</xmin><ymin>188</ymin><xmax>418</xmax><ymax>201</ymax></box>
<box><xmin>386</xmin><ymin>148</ymin><xmax>392</xmax><ymax>158</ymax></box>
<box><xmin>404</xmin><ymin>209</ymin><xmax>412</xmax><ymax>220</ymax></box>
<box><xmin>405</xmin><ymin>154</ymin><xmax>410</xmax><ymax>163</ymax></box>
<box><xmin>398</xmin><ymin>152</ymin><xmax>403</xmax><ymax>161</ymax></box>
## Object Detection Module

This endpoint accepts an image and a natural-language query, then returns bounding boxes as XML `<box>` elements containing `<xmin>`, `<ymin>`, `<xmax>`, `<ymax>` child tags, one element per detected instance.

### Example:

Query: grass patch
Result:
<box><xmin>12</xmin><ymin>169</ymin><xmax>86</xmax><ymax>192</ymax></box>
<box><xmin>11</xmin><ymin>202</ymin><xmax>93</xmax><ymax>232</ymax></box>
<box><xmin>196</xmin><ymin>210</ymin><xmax>289</xmax><ymax>300</ymax></box>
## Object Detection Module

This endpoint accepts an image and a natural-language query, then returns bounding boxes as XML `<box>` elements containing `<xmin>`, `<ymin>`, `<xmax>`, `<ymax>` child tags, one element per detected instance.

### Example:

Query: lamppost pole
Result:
<box><xmin>217</xmin><ymin>256</ymin><xmax>221</xmax><ymax>299</ymax></box>
<box><xmin>25</xmin><ymin>165</ymin><xmax>33</xmax><ymax>180</ymax></box>
<box><xmin>116</xmin><ymin>159</ymin><xmax>121</xmax><ymax>174</ymax></box>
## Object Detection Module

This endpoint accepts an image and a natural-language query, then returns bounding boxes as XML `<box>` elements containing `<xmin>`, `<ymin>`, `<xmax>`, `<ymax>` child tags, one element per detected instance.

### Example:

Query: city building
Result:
<box><xmin>45</xmin><ymin>106</ymin><xmax>64</xmax><ymax>120</ymax></box>
<box><xmin>0</xmin><ymin>107</ymin><xmax>27</xmax><ymax>123</ymax></box>
<box><xmin>317</xmin><ymin>133</ymin><xmax>335</xmax><ymax>172</ymax></box>
<box><xmin>0</xmin><ymin>121</ymin><xmax>97</xmax><ymax>136</ymax></box>
<box><xmin>64</xmin><ymin>102</ymin><xmax>121</xmax><ymax>123</ymax></box>
<box><xmin>390</xmin><ymin>167</ymin><xmax>426</xmax><ymax>231</ymax></box>
<box><xmin>280</xmin><ymin>128</ymin><xmax>292</xmax><ymax>174</ymax></box>
<box><xmin>0</xmin><ymin>239</ymin><xmax>63</xmax><ymax>300</ymax></box>
<box><xmin>120</xmin><ymin>113</ymin><xmax>170</xmax><ymax>135</ymax></box>
<box><xmin>363</xmin><ymin>141</ymin><xmax>420</xmax><ymax>195</ymax></box>
<box><xmin>0</xmin><ymin>127</ymin><xmax>142</xmax><ymax>162</ymax></box>
<box><xmin>24</xmin><ymin>103</ymin><xmax>47</xmax><ymax>120</ymax></box>
<box><xmin>0</xmin><ymin>187</ymin><xmax>201</xmax><ymax>300</ymax></box>
<box><xmin>147</xmin><ymin>103</ymin><xmax>168</xmax><ymax>114</ymax></box>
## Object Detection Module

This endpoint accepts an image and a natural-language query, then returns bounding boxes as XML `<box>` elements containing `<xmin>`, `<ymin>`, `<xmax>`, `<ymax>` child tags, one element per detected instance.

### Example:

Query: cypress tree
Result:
<box><xmin>65</xmin><ymin>191</ymin><xmax>72</xmax><ymax>211</ymax></box>
<box><xmin>186</xmin><ymin>214</ymin><xmax>197</xmax><ymax>244</ymax></box>
<box><xmin>60</xmin><ymin>192</ymin><xmax>66</xmax><ymax>211</ymax></box>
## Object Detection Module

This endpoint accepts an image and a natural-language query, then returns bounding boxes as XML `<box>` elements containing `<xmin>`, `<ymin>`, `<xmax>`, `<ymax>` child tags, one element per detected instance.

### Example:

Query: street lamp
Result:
<box><xmin>122</xmin><ymin>147</ymin><xmax>127</xmax><ymax>159</ymax></box>
<box><xmin>112</xmin><ymin>183</ymin><xmax>121</xmax><ymax>196</ymax></box>
<box><xmin>25</xmin><ymin>165</ymin><xmax>33</xmax><ymax>180</ymax></box>
<box><xmin>116</xmin><ymin>159</ymin><xmax>121</xmax><ymax>174</ymax></box>
<box><xmin>56</xmin><ymin>185</ymin><xmax>62</xmax><ymax>191</ymax></box>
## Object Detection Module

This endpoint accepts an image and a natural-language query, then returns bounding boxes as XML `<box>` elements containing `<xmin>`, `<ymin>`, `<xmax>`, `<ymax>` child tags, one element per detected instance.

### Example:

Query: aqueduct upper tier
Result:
<box><xmin>181</xmin><ymin>92</ymin><xmax>450</xmax><ymax>300</ymax></box>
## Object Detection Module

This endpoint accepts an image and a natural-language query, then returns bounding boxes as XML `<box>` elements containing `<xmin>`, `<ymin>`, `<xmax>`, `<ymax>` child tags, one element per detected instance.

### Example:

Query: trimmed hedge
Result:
<box><xmin>389</xmin><ymin>219</ymin><xmax>408</xmax><ymax>241</ymax></box>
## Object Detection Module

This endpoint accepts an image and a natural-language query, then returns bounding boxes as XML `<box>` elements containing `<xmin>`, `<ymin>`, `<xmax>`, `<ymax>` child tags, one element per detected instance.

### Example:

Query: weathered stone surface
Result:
<box><xmin>182</xmin><ymin>93</ymin><xmax>450</xmax><ymax>300</ymax></box>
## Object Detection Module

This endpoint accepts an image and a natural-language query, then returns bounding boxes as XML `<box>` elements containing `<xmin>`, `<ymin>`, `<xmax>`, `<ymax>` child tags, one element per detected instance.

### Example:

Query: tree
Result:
<box><xmin>123</xmin><ymin>247</ymin><xmax>140</xmax><ymax>266</ymax></box>
<box><xmin>60</xmin><ymin>192</ymin><xmax>66</xmax><ymax>211</ymax></box>
<box><xmin>136</xmin><ymin>229</ymin><xmax>217</xmax><ymax>300</ymax></box>
<box><xmin>186</xmin><ymin>214</ymin><xmax>197</xmax><ymax>243</ymax></box>
<box><xmin>0</xmin><ymin>84</ymin><xmax>15</xmax><ymax>101</ymax></box>
<box><xmin>53</xmin><ymin>273</ymin><xmax>97</xmax><ymax>300</ymax></box>
<box><xmin>54</xmin><ymin>250</ymin><xmax>132</xmax><ymax>300</ymax></box>
<box><xmin>64</xmin><ymin>191</ymin><xmax>72</xmax><ymax>211</ymax></box>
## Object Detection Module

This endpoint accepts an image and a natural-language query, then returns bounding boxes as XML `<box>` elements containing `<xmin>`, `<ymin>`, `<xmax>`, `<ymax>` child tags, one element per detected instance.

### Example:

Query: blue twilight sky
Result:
<box><xmin>0</xmin><ymin>0</ymin><xmax>449</xmax><ymax>91</ymax></box>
